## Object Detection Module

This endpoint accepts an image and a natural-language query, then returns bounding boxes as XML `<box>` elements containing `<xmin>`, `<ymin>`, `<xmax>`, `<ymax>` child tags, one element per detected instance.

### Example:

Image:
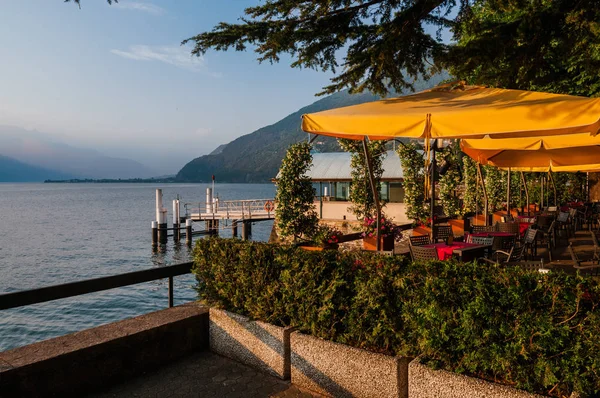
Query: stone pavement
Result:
<box><xmin>89</xmin><ymin>351</ymin><xmax>323</xmax><ymax>398</ymax></box>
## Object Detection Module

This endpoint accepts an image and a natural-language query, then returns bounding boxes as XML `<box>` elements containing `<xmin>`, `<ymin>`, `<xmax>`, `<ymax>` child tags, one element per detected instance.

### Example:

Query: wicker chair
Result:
<box><xmin>410</xmin><ymin>245</ymin><xmax>439</xmax><ymax>262</ymax></box>
<box><xmin>409</xmin><ymin>235</ymin><xmax>431</xmax><ymax>247</ymax></box>
<box><xmin>471</xmin><ymin>225</ymin><xmax>496</xmax><ymax>234</ymax></box>
<box><xmin>497</xmin><ymin>222</ymin><xmax>520</xmax><ymax>235</ymax></box>
<box><xmin>436</xmin><ymin>225</ymin><xmax>453</xmax><ymax>242</ymax></box>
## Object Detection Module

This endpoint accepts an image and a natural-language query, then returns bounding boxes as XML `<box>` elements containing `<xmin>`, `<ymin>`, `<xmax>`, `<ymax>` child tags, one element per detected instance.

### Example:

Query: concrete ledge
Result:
<box><xmin>0</xmin><ymin>302</ymin><xmax>209</xmax><ymax>398</ymax></box>
<box><xmin>209</xmin><ymin>308</ymin><xmax>293</xmax><ymax>380</ymax></box>
<box><xmin>409</xmin><ymin>360</ymin><xmax>545</xmax><ymax>398</ymax></box>
<box><xmin>290</xmin><ymin>331</ymin><xmax>409</xmax><ymax>398</ymax></box>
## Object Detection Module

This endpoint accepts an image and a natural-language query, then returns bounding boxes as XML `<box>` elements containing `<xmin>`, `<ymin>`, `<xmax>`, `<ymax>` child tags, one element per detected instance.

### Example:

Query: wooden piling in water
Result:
<box><xmin>172</xmin><ymin>199</ymin><xmax>180</xmax><ymax>243</ymax></box>
<box><xmin>158</xmin><ymin>208</ymin><xmax>168</xmax><ymax>244</ymax></box>
<box><xmin>186</xmin><ymin>219</ymin><xmax>193</xmax><ymax>246</ymax></box>
<box><xmin>151</xmin><ymin>221</ymin><xmax>158</xmax><ymax>246</ymax></box>
<box><xmin>241</xmin><ymin>221</ymin><xmax>251</xmax><ymax>240</ymax></box>
<box><xmin>232</xmin><ymin>221</ymin><xmax>238</xmax><ymax>238</ymax></box>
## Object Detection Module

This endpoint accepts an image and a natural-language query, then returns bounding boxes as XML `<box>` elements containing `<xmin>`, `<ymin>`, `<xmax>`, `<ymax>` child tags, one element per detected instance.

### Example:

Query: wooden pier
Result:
<box><xmin>151</xmin><ymin>188</ymin><xmax>275</xmax><ymax>246</ymax></box>
<box><xmin>185</xmin><ymin>198</ymin><xmax>276</xmax><ymax>222</ymax></box>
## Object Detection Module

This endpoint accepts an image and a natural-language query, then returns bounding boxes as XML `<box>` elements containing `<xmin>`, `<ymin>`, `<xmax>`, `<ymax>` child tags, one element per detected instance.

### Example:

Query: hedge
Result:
<box><xmin>193</xmin><ymin>238</ymin><xmax>600</xmax><ymax>397</ymax></box>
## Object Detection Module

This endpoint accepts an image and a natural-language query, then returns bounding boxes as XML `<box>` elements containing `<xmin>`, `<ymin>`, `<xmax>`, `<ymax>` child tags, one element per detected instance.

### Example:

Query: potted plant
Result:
<box><xmin>299</xmin><ymin>225</ymin><xmax>342</xmax><ymax>251</ymax></box>
<box><xmin>362</xmin><ymin>216</ymin><xmax>403</xmax><ymax>251</ymax></box>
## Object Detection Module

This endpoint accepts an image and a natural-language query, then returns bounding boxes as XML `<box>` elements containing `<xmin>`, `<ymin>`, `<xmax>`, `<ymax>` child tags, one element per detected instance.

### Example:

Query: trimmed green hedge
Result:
<box><xmin>193</xmin><ymin>238</ymin><xmax>600</xmax><ymax>397</ymax></box>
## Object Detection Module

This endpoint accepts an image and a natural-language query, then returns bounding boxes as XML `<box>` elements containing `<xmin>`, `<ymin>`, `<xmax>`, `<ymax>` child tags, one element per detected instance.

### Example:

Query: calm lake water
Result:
<box><xmin>0</xmin><ymin>183</ymin><xmax>275</xmax><ymax>352</ymax></box>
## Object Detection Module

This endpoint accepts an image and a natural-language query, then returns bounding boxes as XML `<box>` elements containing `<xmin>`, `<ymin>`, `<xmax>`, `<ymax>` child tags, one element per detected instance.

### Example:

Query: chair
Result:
<box><xmin>591</xmin><ymin>231</ymin><xmax>600</xmax><ymax>262</ymax></box>
<box><xmin>501</xmin><ymin>215</ymin><xmax>515</xmax><ymax>222</ymax></box>
<box><xmin>497</xmin><ymin>222</ymin><xmax>520</xmax><ymax>235</ymax></box>
<box><xmin>410</xmin><ymin>245</ymin><xmax>439</xmax><ymax>262</ymax></box>
<box><xmin>522</xmin><ymin>228</ymin><xmax>538</xmax><ymax>259</ymax></box>
<box><xmin>510</xmin><ymin>261</ymin><xmax>545</xmax><ymax>272</ymax></box>
<box><xmin>568</xmin><ymin>243</ymin><xmax>600</xmax><ymax>276</ymax></box>
<box><xmin>536</xmin><ymin>220</ymin><xmax>556</xmax><ymax>261</ymax></box>
<box><xmin>409</xmin><ymin>235</ymin><xmax>431</xmax><ymax>247</ymax></box>
<box><xmin>435</xmin><ymin>225</ymin><xmax>453</xmax><ymax>242</ymax></box>
<box><xmin>482</xmin><ymin>243</ymin><xmax>527</xmax><ymax>265</ymax></box>
<box><xmin>557</xmin><ymin>211</ymin><xmax>572</xmax><ymax>240</ymax></box>
<box><xmin>471</xmin><ymin>225</ymin><xmax>496</xmax><ymax>234</ymax></box>
<box><xmin>470</xmin><ymin>236</ymin><xmax>494</xmax><ymax>258</ymax></box>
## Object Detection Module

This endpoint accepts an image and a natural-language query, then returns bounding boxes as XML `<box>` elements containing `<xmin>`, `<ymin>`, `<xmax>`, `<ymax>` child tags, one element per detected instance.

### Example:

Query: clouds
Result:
<box><xmin>113</xmin><ymin>2</ymin><xmax>165</xmax><ymax>15</ymax></box>
<box><xmin>110</xmin><ymin>45</ymin><xmax>205</xmax><ymax>72</ymax></box>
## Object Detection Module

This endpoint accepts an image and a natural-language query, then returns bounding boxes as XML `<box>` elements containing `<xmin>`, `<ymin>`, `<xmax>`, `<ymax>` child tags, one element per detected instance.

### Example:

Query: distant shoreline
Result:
<box><xmin>43</xmin><ymin>178</ymin><xmax>271</xmax><ymax>184</ymax></box>
<box><xmin>44</xmin><ymin>178</ymin><xmax>177</xmax><ymax>184</ymax></box>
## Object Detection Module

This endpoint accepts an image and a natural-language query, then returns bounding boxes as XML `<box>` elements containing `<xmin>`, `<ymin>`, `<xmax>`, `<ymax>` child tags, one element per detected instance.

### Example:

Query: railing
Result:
<box><xmin>0</xmin><ymin>262</ymin><xmax>194</xmax><ymax>311</ymax></box>
<box><xmin>184</xmin><ymin>198</ymin><xmax>275</xmax><ymax>219</ymax></box>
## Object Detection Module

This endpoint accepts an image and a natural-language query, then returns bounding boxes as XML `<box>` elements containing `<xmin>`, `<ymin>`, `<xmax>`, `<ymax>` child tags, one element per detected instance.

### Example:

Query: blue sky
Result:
<box><xmin>0</xmin><ymin>1</ymin><xmax>338</xmax><ymax>173</ymax></box>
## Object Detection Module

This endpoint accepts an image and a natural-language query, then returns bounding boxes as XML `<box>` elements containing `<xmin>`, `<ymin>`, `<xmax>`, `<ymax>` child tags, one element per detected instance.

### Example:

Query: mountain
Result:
<box><xmin>0</xmin><ymin>155</ymin><xmax>75</xmax><ymax>182</ymax></box>
<box><xmin>176</xmin><ymin>75</ymin><xmax>448</xmax><ymax>183</ymax></box>
<box><xmin>0</xmin><ymin>126</ymin><xmax>158</xmax><ymax>179</ymax></box>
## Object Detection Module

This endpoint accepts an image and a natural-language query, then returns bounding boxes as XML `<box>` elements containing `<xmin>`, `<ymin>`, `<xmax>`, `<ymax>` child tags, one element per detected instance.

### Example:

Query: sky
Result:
<box><xmin>0</xmin><ymin>1</ymin><xmax>339</xmax><ymax>174</ymax></box>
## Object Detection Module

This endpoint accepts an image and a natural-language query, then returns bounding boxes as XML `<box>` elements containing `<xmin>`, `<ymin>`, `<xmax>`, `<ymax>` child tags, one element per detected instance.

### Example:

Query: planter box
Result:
<box><xmin>409</xmin><ymin>360</ymin><xmax>545</xmax><ymax>398</ymax></box>
<box><xmin>290</xmin><ymin>331</ymin><xmax>409</xmax><ymax>398</ymax></box>
<box><xmin>363</xmin><ymin>235</ymin><xmax>395</xmax><ymax>251</ymax></box>
<box><xmin>298</xmin><ymin>244</ymin><xmax>338</xmax><ymax>251</ymax></box>
<box><xmin>209</xmin><ymin>308</ymin><xmax>294</xmax><ymax>380</ymax></box>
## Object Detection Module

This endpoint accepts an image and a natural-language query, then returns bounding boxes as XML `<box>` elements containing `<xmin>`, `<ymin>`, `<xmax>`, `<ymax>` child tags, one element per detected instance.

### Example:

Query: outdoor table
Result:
<box><xmin>468</xmin><ymin>231</ymin><xmax>515</xmax><ymax>251</ymax></box>
<box><xmin>469</xmin><ymin>232</ymin><xmax>514</xmax><ymax>238</ymax></box>
<box><xmin>519</xmin><ymin>222</ymin><xmax>532</xmax><ymax>236</ymax></box>
<box><xmin>423</xmin><ymin>242</ymin><xmax>489</xmax><ymax>262</ymax></box>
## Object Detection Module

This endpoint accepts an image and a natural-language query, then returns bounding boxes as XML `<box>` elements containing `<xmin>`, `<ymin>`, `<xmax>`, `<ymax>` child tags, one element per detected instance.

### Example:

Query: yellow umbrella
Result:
<box><xmin>461</xmin><ymin>134</ymin><xmax>600</xmax><ymax>172</ymax></box>
<box><xmin>302</xmin><ymin>85</ymin><xmax>600</xmax><ymax>141</ymax></box>
<box><xmin>301</xmin><ymin>84</ymin><xmax>600</xmax><ymax>246</ymax></box>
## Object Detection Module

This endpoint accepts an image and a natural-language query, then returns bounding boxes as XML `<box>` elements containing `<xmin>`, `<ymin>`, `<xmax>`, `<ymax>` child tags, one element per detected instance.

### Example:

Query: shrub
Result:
<box><xmin>193</xmin><ymin>238</ymin><xmax>600</xmax><ymax>397</ymax></box>
<box><xmin>275</xmin><ymin>142</ymin><xmax>318</xmax><ymax>241</ymax></box>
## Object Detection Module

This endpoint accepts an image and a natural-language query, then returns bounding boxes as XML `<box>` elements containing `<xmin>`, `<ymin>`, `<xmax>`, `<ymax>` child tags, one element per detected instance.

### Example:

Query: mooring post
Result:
<box><xmin>186</xmin><ymin>219</ymin><xmax>193</xmax><ymax>246</ymax></box>
<box><xmin>241</xmin><ymin>221</ymin><xmax>251</xmax><ymax>241</ymax></box>
<box><xmin>156</xmin><ymin>188</ymin><xmax>168</xmax><ymax>244</ymax></box>
<box><xmin>158</xmin><ymin>208</ymin><xmax>168</xmax><ymax>244</ymax></box>
<box><xmin>151</xmin><ymin>221</ymin><xmax>158</xmax><ymax>246</ymax></box>
<box><xmin>172</xmin><ymin>199</ymin><xmax>180</xmax><ymax>243</ymax></box>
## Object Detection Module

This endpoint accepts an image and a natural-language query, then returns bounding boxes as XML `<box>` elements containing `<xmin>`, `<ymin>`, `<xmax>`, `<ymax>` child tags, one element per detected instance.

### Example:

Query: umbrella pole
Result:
<box><xmin>362</xmin><ymin>138</ymin><xmax>381</xmax><ymax>251</ymax></box>
<box><xmin>506</xmin><ymin>168</ymin><xmax>511</xmax><ymax>219</ymax></box>
<box><xmin>430</xmin><ymin>143</ymin><xmax>437</xmax><ymax>241</ymax></box>
<box><xmin>541</xmin><ymin>176</ymin><xmax>545</xmax><ymax>210</ymax></box>
<box><xmin>521</xmin><ymin>172</ymin><xmax>529</xmax><ymax>216</ymax></box>
<box><xmin>548</xmin><ymin>171</ymin><xmax>557</xmax><ymax>206</ymax></box>
<box><xmin>477</xmin><ymin>163</ymin><xmax>489</xmax><ymax>226</ymax></box>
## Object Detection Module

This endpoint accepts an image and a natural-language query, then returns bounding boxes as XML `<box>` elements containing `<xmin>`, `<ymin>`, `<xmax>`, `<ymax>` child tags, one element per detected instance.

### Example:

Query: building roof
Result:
<box><xmin>302</xmin><ymin>150</ymin><xmax>404</xmax><ymax>181</ymax></box>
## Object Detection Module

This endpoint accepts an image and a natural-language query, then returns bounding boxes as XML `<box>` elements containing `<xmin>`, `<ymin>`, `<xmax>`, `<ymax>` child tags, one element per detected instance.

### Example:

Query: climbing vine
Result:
<box><xmin>462</xmin><ymin>156</ymin><xmax>482</xmax><ymax>214</ymax></box>
<box><xmin>396</xmin><ymin>141</ymin><xmax>429</xmax><ymax>224</ymax></box>
<box><xmin>275</xmin><ymin>142</ymin><xmax>318</xmax><ymax>241</ymax></box>
<box><xmin>483</xmin><ymin>165</ymin><xmax>505</xmax><ymax>212</ymax></box>
<box><xmin>438</xmin><ymin>141</ymin><xmax>462</xmax><ymax>218</ymax></box>
<box><xmin>338</xmin><ymin>139</ymin><xmax>387</xmax><ymax>220</ymax></box>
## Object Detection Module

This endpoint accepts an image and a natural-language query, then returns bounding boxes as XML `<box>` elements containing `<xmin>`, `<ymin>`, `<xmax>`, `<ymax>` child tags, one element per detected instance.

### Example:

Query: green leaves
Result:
<box><xmin>338</xmin><ymin>138</ymin><xmax>387</xmax><ymax>221</ymax></box>
<box><xmin>397</xmin><ymin>141</ymin><xmax>428</xmax><ymax>223</ymax></box>
<box><xmin>193</xmin><ymin>238</ymin><xmax>600</xmax><ymax>396</ymax></box>
<box><xmin>275</xmin><ymin>142</ymin><xmax>318</xmax><ymax>241</ymax></box>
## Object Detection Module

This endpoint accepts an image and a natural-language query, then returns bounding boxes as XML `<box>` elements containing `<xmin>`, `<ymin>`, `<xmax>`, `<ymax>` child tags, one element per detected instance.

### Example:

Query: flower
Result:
<box><xmin>312</xmin><ymin>225</ymin><xmax>343</xmax><ymax>247</ymax></box>
<box><xmin>361</xmin><ymin>215</ymin><xmax>404</xmax><ymax>242</ymax></box>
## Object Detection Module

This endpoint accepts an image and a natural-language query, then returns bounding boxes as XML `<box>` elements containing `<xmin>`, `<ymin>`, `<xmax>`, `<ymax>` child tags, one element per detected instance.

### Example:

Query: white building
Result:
<box><xmin>304</xmin><ymin>150</ymin><xmax>410</xmax><ymax>224</ymax></box>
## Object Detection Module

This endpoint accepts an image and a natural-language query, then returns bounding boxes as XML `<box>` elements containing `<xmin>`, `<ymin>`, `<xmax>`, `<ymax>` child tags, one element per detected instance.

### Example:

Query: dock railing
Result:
<box><xmin>0</xmin><ymin>262</ymin><xmax>194</xmax><ymax>311</ymax></box>
<box><xmin>185</xmin><ymin>198</ymin><xmax>275</xmax><ymax>220</ymax></box>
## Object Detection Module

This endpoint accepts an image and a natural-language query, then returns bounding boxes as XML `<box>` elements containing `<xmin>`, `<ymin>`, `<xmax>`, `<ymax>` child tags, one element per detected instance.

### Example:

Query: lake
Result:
<box><xmin>0</xmin><ymin>183</ymin><xmax>275</xmax><ymax>352</ymax></box>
